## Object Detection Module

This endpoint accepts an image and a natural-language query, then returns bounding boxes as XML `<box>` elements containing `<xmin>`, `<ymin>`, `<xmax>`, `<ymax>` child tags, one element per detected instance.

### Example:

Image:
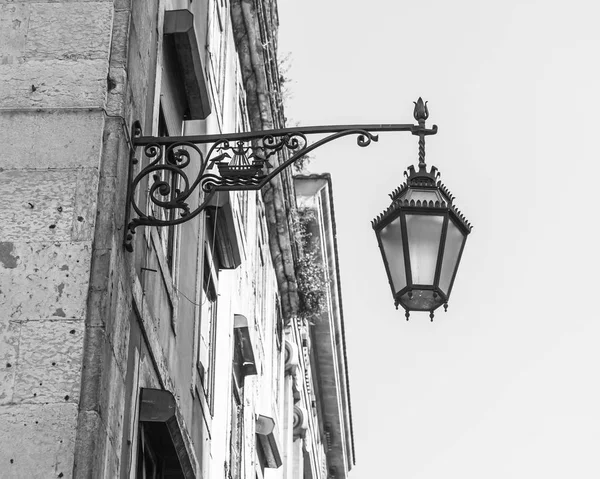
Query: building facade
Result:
<box><xmin>0</xmin><ymin>1</ymin><xmax>353</xmax><ymax>478</ymax></box>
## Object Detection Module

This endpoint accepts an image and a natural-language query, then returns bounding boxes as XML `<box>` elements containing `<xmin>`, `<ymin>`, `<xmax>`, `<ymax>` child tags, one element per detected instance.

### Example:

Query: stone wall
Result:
<box><xmin>0</xmin><ymin>1</ymin><xmax>113</xmax><ymax>477</ymax></box>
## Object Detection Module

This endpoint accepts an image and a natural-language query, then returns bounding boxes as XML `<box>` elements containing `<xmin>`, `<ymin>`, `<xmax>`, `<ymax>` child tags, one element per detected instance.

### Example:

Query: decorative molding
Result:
<box><xmin>283</xmin><ymin>339</ymin><xmax>299</xmax><ymax>375</ymax></box>
<box><xmin>292</xmin><ymin>405</ymin><xmax>308</xmax><ymax>439</ymax></box>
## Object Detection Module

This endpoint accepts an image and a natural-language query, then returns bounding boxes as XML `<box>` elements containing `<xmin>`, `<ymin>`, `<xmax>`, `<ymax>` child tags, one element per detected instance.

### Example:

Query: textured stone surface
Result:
<box><xmin>0</xmin><ymin>403</ymin><xmax>77</xmax><ymax>478</ymax></box>
<box><xmin>25</xmin><ymin>2</ymin><xmax>113</xmax><ymax>61</ymax></box>
<box><xmin>93</xmin><ymin>177</ymin><xmax>119</xmax><ymax>250</ymax></box>
<box><xmin>0</xmin><ymin>320</ymin><xmax>20</xmax><ymax>404</ymax></box>
<box><xmin>0</xmin><ymin>1</ymin><xmax>120</xmax><ymax>478</ymax></box>
<box><xmin>0</xmin><ymin>110</ymin><xmax>104</xmax><ymax>170</ymax></box>
<box><xmin>0</xmin><ymin>169</ymin><xmax>76</xmax><ymax>241</ymax></box>
<box><xmin>71</xmin><ymin>168</ymin><xmax>101</xmax><ymax>241</ymax></box>
<box><xmin>13</xmin><ymin>320</ymin><xmax>84</xmax><ymax>404</ymax></box>
<box><xmin>0</xmin><ymin>2</ymin><xmax>112</xmax><ymax>109</ymax></box>
<box><xmin>0</xmin><ymin>241</ymin><xmax>92</xmax><ymax>321</ymax></box>
<box><xmin>99</xmin><ymin>347</ymin><xmax>126</xmax><ymax>475</ymax></box>
<box><xmin>0</xmin><ymin>3</ymin><xmax>29</xmax><ymax>64</ymax></box>
<box><xmin>106</xmin><ymin>64</ymin><xmax>127</xmax><ymax>116</ymax></box>
<box><xmin>107</xmin><ymin>278</ymin><xmax>131</xmax><ymax>375</ymax></box>
<box><xmin>0</xmin><ymin>59</ymin><xmax>108</xmax><ymax>109</ymax></box>
<box><xmin>99</xmin><ymin>116</ymin><xmax>129</xmax><ymax>180</ymax></box>
<box><xmin>109</xmin><ymin>9</ymin><xmax>130</xmax><ymax>68</ymax></box>
<box><xmin>0</xmin><ymin>168</ymin><xmax>98</xmax><ymax>242</ymax></box>
<box><xmin>72</xmin><ymin>409</ymin><xmax>102</xmax><ymax>478</ymax></box>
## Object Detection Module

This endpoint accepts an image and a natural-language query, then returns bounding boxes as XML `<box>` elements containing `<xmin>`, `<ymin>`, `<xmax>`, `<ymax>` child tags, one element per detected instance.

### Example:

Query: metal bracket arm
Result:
<box><xmin>123</xmin><ymin>121</ymin><xmax>437</xmax><ymax>251</ymax></box>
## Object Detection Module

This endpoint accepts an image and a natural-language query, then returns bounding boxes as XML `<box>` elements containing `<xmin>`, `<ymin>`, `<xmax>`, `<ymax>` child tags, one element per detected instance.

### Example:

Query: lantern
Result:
<box><xmin>372</xmin><ymin>163</ymin><xmax>472</xmax><ymax>320</ymax></box>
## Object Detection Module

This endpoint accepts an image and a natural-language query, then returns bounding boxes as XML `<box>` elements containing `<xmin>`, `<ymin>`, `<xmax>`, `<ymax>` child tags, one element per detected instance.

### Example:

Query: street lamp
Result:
<box><xmin>372</xmin><ymin>99</ymin><xmax>472</xmax><ymax>319</ymax></box>
<box><xmin>124</xmin><ymin>98</ymin><xmax>471</xmax><ymax>316</ymax></box>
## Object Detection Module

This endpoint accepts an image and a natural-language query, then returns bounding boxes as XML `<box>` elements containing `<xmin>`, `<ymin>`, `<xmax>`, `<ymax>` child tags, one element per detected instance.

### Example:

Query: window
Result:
<box><xmin>197</xmin><ymin>214</ymin><xmax>220</xmax><ymax>412</ymax></box>
<box><xmin>156</xmin><ymin>108</ymin><xmax>179</xmax><ymax>274</ymax></box>
<box><xmin>136</xmin><ymin>388</ymin><xmax>192</xmax><ymax>478</ymax></box>
<box><xmin>207</xmin><ymin>0</ymin><xmax>228</xmax><ymax>124</ymax></box>
<box><xmin>229</xmin><ymin>333</ymin><xmax>244</xmax><ymax>479</ymax></box>
<box><xmin>273</xmin><ymin>300</ymin><xmax>283</xmax><ymax>412</ymax></box>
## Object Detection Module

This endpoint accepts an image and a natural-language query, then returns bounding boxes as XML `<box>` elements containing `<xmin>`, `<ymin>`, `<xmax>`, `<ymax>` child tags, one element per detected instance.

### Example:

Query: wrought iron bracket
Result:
<box><xmin>124</xmin><ymin>114</ymin><xmax>437</xmax><ymax>252</ymax></box>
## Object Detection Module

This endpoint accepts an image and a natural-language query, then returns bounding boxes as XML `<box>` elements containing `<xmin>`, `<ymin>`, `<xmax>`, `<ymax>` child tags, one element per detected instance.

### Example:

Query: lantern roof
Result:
<box><xmin>372</xmin><ymin>164</ymin><xmax>473</xmax><ymax>234</ymax></box>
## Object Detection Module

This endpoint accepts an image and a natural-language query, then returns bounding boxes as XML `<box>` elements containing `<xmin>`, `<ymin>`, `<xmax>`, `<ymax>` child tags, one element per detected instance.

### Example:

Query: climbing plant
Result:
<box><xmin>292</xmin><ymin>207</ymin><xmax>328</xmax><ymax>319</ymax></box>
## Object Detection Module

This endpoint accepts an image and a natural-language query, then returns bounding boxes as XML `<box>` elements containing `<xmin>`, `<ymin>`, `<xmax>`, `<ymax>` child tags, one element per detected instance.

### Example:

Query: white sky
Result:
<box><xmin>278</xmin><ymin>1</ymin><xmax>600</xmax><ymax>477</ymax></box>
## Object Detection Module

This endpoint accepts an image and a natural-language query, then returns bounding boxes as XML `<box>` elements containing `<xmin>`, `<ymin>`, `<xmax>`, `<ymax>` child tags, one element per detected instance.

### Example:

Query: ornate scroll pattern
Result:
<box><xmin>201</xmin><ymin>132</ymin><xmax>308</xmax><ymax>192</ymax></box>
<box><xmin>124</xmin><ymin>123</ymin><xmax>393</xmax><ymax>251</ymax></box>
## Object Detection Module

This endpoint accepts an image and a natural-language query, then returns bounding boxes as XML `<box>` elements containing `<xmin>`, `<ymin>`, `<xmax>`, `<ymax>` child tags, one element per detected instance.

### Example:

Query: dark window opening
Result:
<box><xmin>137</xmin><ymin>422</ymin><xmax>185</xmax><ymax>479</ymax></box>
<box><xmin>198</xmin><ymin>214</ymin><xmax>220</xmax><ymax>413</ymax></box>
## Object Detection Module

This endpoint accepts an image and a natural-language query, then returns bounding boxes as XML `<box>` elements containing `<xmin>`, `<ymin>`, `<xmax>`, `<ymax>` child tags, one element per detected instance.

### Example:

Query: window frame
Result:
<box><xmin>195</xmin><ymin>212</ymin><xmax>220</xmax><ymax>415</ymax></box>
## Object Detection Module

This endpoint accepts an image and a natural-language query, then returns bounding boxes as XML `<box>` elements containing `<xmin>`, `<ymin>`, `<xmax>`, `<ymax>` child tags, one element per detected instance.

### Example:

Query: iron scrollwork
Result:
<box><xmin>124</xmin><ymin>120</ymin><xmax>436</xmax><ymax>252</ymax></box>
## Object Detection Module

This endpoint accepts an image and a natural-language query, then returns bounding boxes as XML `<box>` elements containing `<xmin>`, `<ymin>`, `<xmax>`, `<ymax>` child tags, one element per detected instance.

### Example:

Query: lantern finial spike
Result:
<box><xmin>430</xmin><ymin>311</ymin><xmax>434</xmax><ymax>322</ymax></box>
<box><xmin>413</xmin><ymin>98</ymin><xmax>429</xmax><ymax>169</ymax></box>
<box><xmin>405</xmin><ymin>310</ymin><xmax>410</xmax><ymax>321</ymax></box>
<box><xmin>444</xmin><ymin>303</ymin><xmax>448</xmax><ymax>312</ymax></box>
<box><xmin>413</xmin><ymin>98</ymin><xmax>429</xmax><ymax>122</ymax></box>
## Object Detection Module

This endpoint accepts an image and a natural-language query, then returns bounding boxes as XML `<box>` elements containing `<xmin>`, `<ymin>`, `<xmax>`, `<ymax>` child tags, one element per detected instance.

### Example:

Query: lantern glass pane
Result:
<box><xmin>406</xmin><ymin>214</ymin><xmax>444</xmax><ymax>285</ymax></box>
<box><xmin>379</xmin><ymin>217</ymin><xmax>406</xmax><ymax>293</ymax></box>
<box><xmin>438</xmin><ymin>219</ymin><xmax>465</xmax><ymax>295</ymax></box>
<box><xmin>404</xmin><ymin>189</ymin><xmax>443</xmax><ymax>204</ymax></box>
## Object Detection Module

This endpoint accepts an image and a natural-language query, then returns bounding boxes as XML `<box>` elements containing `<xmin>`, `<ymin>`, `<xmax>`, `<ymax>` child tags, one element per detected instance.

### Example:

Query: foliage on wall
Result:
<box><xmin>292</xmin><ymin>206</ymin><xmax>328</xmax><ymax>319</ymax></box>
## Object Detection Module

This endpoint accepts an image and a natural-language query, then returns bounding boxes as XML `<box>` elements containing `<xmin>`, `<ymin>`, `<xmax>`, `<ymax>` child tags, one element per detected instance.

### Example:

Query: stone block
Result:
<box><xmin>0</xmin><ymin>403</ymin><xmax>77</xmax><ymax>479</ymax></box>
<box><xmin>0</xmin><ymin>241</ymin><xmax>92</xmax><ymax>321</ymax></box>
<box><xmin>71</xmin><ymin>168</ymin><xmax>100</xmax><ymax>241</ymax></box>
<box><xmin>12</xmin><ymin>320</ymin><xmax>84</xmax><ymax>404</ymax></box>
<box><xmin>72</xmin><ymin>409</ymin><xmax>102</xmax><ymax>478</ymax></box>
<box><xmin>109</xmin><ymin>278</ymin><xmax>131</xmax><ymax>370</ymax></box>
<box><xmin>109</xmin><ymin>9</ymin><xmax>130</xmax><ymax>68</ymax></box>
<box><xmin>114</xmin><ymin>0</ymin><xmax>132</xmax><ymax>11</ymax></box>
<box><xmin>0</xmin><ymin>109</ymin><xmax>104</xmax><ymax>170</ymax></box>
<box><xmin>0</xmin><ymin>320</ymin><xmax>20</xmax><ymax>404</ymax></box>
<box><xmin>13</xmin><ymin>360</ymin><xmax>82</xmax><ymax>404</ymax></box>
<box><xmin>90</xmin><ymin>247</ymin><xmax>111</xmax><ymax>292</ymax></box>
<box><xmin>126</xmin><ymin>25</ymin><xmax>150</xmax><ymax>119</ymax></box>
<box><xmin>25</xmin><ymin>2</ymin><xmax>113</xmax><ymax>62</ymax></box>
<box><xmin>105</xmin><ymin>64</ymin><xmax>127</xmax><ymax>116</ymax></box>
<box><xmin>0</xmin><ymin>59</ymin><xmax>107</xmax><ymax>109</ymax></box>
<box><xmin>99</xmin><ymin>347</ymin><xmax>126</xmax><ymax>465</ymax></box>
<box><xmin>93</xmin><ymin>176</ymin><xmax>118</xmax><ymax>249</ymax></box>
<box><xmin>77</xmin><ymin>325</ymin><xmax>106</xmax><ymax>412</ymax></box>
<box><xmin>100</xmin><ymin>115</ymin><xmax>127</xmax><ymax>179</ymax></box>
<box><xmin>0</xmin><ymin>168</ymin><xmax>98</xmax><ymax>242</ymax></box>
<box><xmin>0</xmin><ymin>3</ymin><xmax>29</xmax><ymax>65</ymax></box>
<box><xmin>0</xmin><ymin>169</ymin><xmax>76</xmax><ymax>242</ymax></box>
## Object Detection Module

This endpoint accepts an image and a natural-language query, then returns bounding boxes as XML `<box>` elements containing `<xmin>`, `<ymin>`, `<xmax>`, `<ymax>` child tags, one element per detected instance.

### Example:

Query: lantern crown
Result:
<box><xmin>377</xmin><ymin>165</ymin><xmax>472</xmax><ymax>234</ymax></box>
